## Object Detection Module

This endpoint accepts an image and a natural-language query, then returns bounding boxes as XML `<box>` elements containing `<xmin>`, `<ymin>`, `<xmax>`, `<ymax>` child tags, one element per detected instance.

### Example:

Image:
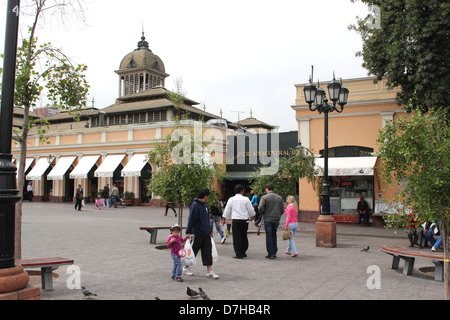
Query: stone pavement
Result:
<box><xmin>19</xmin><ymin>201</ymin><xmax>445</xmax><ymax>301</ymax></box>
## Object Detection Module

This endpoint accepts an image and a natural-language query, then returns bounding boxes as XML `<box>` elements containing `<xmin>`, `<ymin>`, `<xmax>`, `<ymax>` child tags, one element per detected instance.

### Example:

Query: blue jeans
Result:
<box><xmin>286</xmin><ymin>222</ymin><xmax>299</xmax><ymax>255</ymax></box>
<box><xmin>171</xmin><ymin>254</ymin><xmax>182</xmax><ymax>277</ymax></box>
<box><xmin>264</xmin><ymin>221</ymin><xmax>279</xmax><ymax>257</ymax></box>
<box><xmin>433</xmin><ymin>236</ymin><xmax>443</xmax><ymax>250</ymax></box>
<box><xmin>425</xmin><ymin>230</ymin><xmax>438</xmax><ymax>247</ymax></box>
<box><xmin>111</xmin><ymin>195</ymin><xmax>118</xmax><ymax>208</ymax></box>
<box><xmin>211</xmin><ymin>215</ymin><xmax>225</xmax><ymax>239</ymax></box>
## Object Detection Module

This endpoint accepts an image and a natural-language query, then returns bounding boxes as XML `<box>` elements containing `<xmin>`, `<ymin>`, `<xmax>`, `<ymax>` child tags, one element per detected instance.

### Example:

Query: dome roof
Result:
<box><xmin>119</xmin><ymin>34</ymin><xmax>166</xmax><ymax>73</ymax></box>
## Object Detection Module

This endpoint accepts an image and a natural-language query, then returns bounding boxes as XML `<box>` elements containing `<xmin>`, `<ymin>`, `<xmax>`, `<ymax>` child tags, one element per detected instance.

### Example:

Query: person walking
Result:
<box><xmin>251</xmin><ymin>191</ymin><xmax>261</xmax><ymax>227</ymax></box>
<box><xmin>27</xmin><ymin>182</ymin><xmax>33</xmax><ymax>202</ymax></box>
<box><xmin>167</xmin><ymin>224</ymin><xmax>187</xmax><ymax>282</ymax></box>
<box><xmin>258</xmin><ymin>183</ymin><xmax>284</xmax><ymax>259</ymax></box>
<box><xmin>74</xmin><ymin>184</ymin><xmax>83</xmax><ymax>211</ymax></box>
<box><xmin>110</xmin><ymin>184</ymin><xmax>119</xmax><ymax>208</ymax></box>
<box><xmin>223</xmin><ymin>184</ymin><xmax>255</xmax><ymax>259</ymax></box>
<box><xmin>185</xmin><ymin>188</ymin><xmax>219</xmax><ymax>279</ymax></box>
<box><xmin>284</xmin><ymin>196</ymin><xmax>299</xmax><ymax>257</ymax></box>
<box><xmin>209</xmin><ymin>193</ymin><xmax>226</xmax><ymax>244</ymax></box>
<box><xmin>101</xmin><ymin>184</ymin><xmax>110</xmax><ymax>208</ymax></box>
<box><xmin>164</xmin><ymin>201</ymin><xmax>177</xmax><ymax>217</ymax></box>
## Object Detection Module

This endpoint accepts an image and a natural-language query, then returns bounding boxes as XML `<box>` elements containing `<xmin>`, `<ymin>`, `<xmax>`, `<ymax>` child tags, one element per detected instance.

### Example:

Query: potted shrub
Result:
<box><xmin>124</xmin><ymin>191</ymin><xmax>134</xmax><ymax>206</ymax></box>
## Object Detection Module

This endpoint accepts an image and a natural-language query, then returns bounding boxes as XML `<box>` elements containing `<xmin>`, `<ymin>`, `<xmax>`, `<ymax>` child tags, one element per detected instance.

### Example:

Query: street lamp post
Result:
<box><xmin>0</xmin><ymin>0</ymin><xmax>21</xmax><ymax>269</ymax></box>
<box><xmin>303</xmin><ymin>68</ymin><xmax>349</xmax><ymax>247</ymax></box>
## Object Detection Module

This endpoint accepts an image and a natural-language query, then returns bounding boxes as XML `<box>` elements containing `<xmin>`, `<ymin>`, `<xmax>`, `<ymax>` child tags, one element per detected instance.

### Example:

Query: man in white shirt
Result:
<box><xmin>223</xmin><ymin>184</ymin><xmax>255</xmax><ymax>259</ymax></box>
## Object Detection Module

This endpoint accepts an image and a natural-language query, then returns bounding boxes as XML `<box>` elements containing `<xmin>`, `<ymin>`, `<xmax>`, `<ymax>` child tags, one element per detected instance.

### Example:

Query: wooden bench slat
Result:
<box><xmin>380</xmin><ymin>244</ymin><xmax>444</xmax><ymax>261</ymax></box>
<box><xmin>140</xmin><ymin>226</ymin><xmax>186</xmax><ymax>244</ymax></box>
<box><xmin>16</xmin><ymin>257</ymin><xmax>74</xmax><ymax>267</ymax></box>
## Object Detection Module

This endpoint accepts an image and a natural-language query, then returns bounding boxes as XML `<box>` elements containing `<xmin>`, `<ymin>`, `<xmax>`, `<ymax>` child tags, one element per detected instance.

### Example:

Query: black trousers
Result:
<box><xmin>192</xmin><ymin>235</ymin><xmax>213</xmax><ymax>266</ymax></box>
<box><xmin>232</xmin><ymin>219</ymin><xmax>249</xmax><ymax>257</ymax></box>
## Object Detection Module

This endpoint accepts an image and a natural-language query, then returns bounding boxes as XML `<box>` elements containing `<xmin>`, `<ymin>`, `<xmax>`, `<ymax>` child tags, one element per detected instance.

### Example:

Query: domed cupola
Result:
<box><xmin>116</xmin><ymin>33</ymin><xmax>170</xmax><ymax>97</ymax></box>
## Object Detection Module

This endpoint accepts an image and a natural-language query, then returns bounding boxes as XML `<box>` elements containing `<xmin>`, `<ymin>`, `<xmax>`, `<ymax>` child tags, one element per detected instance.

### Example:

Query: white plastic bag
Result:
<box><xmin>181</xmin><ymin>239</ymin><xmax>196</xmax><ymax>266</ymax></box>
<box><xmin>211</xmin><ymin>237</ymin><xmax>218</xmax><ymax>262</ymax></box>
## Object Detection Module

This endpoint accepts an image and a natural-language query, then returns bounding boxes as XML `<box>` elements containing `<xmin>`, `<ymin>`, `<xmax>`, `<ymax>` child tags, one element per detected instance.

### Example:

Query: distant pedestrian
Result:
<box><xmin>223</xmin><ymin>184</ymin><xmax>255</xmax><ymax>259</ymax></box>
<box><xmin>101</xmin><ymin>184</ymin><xmax>110</xmax><ymax>208</ymax></box>
<box><xmin>284</xmin><ymin>196</ymin><xmax>299</xmax><ymax>257</ymax></box>
<box><xmin>164</xmin><ymin>201</ymin><xmax>177</xmax><ymax>217</ymax></box>
<box><xmin>167</xmin><ymin>224</ymin><xmax>187</xmax><ymax>282</ymax></box>
<box><xmin>75</xmin><ymin>184</ymin><xmax>83</xmax><ymax>211</ymax></box>
<box><xmin>258</xmin><ymin>183</ymin><xmax>284</xmax><ymax>259</ymax></box>
<box><xmin>185</xmin><ymin>188</ymin><xmax>219</xmax><ymax>279</ymax></box>
<box><xmin>209</xmin><ymin>193</ymin><xmax>226</xmax><ymax>244</ymax></box>
<box><xmin>357</xmin><ymin>196</ymin><xmax>370</xmax><ymax>226</ymax></box>
<box><xmin>251</xmin><ymin>191</ymin><xmax>262</xmax><ymax>226</ymax></box>
<box><xmin>110</xmin><ymin>184</ymin><xmax>119</xmax><ymax>208</ymax></box>
<box><xmin>27</xmin><ymin>182</ymin><xmax>33</xmax><ymax>202</ymax></box>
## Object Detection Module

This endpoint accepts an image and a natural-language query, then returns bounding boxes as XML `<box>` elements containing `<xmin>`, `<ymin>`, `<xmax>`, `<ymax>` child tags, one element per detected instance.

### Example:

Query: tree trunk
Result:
<box><xmin>178</xmin><ymin>204</ymin><xmax>184</xmax><ymax>235</ymax></box>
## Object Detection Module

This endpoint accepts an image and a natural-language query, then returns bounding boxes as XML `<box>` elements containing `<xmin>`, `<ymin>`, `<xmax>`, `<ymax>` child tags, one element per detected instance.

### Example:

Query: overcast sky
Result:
<box><xmin>1</xmin><ymin>0</ymin><xmax>372</xmax><ymax>132</ymax></box>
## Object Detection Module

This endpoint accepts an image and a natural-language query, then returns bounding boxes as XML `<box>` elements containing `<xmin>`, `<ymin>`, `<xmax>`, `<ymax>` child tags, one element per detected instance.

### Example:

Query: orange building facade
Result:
<box><xmin>292</xmin><ymin>76</ymin><xmax>404</xmax><ymax>223</ymax></box>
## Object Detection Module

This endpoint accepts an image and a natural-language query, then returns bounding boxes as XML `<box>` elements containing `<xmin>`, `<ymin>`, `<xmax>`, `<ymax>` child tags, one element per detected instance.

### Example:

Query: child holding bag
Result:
<box><xmin>167</xmin><ymin>224</ymin><xmax>187</xmax><ymax>282</ymax></box>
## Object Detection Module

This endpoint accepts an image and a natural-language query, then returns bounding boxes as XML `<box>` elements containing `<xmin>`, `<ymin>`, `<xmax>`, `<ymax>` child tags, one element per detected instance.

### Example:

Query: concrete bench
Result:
<box><xmin>380</xmin><ymin>244</ymin><xmax>445</xmax><ymax>281</ymax></box>
<box><xmin>15</xmin><ymin>257</ymin><xmax>74</xmax><ymax>291</ymax></box>
<box><xmin>140</xmin><ymin>226</ymin><xmax>185</xmax><ymax>244</ymax></box>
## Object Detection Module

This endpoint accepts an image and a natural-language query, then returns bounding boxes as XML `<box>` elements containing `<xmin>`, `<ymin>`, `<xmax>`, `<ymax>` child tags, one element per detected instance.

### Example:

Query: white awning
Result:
<box><xmin>314</xmin><ymin>157</ymin><xmax>377</xmax><ymax>176</ymax></box>
<box><xmin>70</xmin><ymin>155</ymin><xmax>100</xmax><ymax>179</ymax></box>
<box><xmin>23</xmin><ymin>158</ymin><xmax>34</xmax><ymax>172</ymax></box>
<box><xmin>121</xmin><ymin>154</ymin><xmax>149</xmax><ymax>177</ymax></box>
<box><xmin>47</xmin><ymin>156</ymin><xmax>76</xmax><ymax>180</ymax></box>
<box><xmin>26</xmin><ymin>157</ymin><xmax>53</xmax><ymax>180</ymax></box>
<box><xmin>94</xmin><ymin>154</ymin><xmax>126</xmax><ymax>178</ymax></box>
<box><xmin>17</xmin><ymin>158</ymin><xmax>34</xmax><ymax>173</ymax></box>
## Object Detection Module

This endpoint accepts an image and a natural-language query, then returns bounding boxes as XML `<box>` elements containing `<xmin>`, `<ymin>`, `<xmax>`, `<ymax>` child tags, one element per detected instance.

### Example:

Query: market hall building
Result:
<box><xmin>12</xmin><ymin>34</ymin><xmax>227</xmax><ymax>205</ymax></box>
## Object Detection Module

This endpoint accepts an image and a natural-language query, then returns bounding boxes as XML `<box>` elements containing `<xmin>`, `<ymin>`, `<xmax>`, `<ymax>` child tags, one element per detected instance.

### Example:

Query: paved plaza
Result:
<box><xmin>19</xmin><ymin>201</ymin><xmax>445</xmax><ymax>301</ymax></box>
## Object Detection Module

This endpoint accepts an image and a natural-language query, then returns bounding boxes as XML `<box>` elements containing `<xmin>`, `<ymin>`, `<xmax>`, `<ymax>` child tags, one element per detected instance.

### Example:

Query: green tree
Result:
<box><xmin>0</xmin><ymin>0</ymin><xmax>90</xmax><ymax>258</ymax></box>
<box><xmin>350</xmin><ymin>0</ymin><xmax>450</xmax><ymax>116</ymax></box>
<box><xmin>250</xmin><ymin>147</ymin><xmax>317</xmax><ymax>199</ymax></box>
<box><xmin>147</xmin><ymin>123</ymin><xmax>224</xmax><ymax>230</ymax></box>
<box><xmin>377</xmin><ymin>109</ymin><xmax>450</xmax><ymax>299</ymax></box>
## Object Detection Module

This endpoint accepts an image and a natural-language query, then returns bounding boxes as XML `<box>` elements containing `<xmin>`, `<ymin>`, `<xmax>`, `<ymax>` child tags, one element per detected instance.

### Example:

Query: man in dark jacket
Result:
<box><xmin>185</xmin><ymin>188</ymin><xmax>219</xmax><ymax>279</ymax></box>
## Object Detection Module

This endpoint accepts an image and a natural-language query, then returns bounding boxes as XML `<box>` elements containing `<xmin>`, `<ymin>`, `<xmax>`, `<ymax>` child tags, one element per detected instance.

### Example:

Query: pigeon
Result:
<box><xmin>198</xmin><ymin>287</ymin><xmax>210</xmax><ymax>300</ymax></box>
<box><xmin>361</xmin><ymin>246</ymin><xmax>370</xmax><ymax>252</ymax></box>
<box><xmin>187</xmin><ymin>287</ymin><xmax>200</xmax><ymax>299</ymax></box>
<box><xmin>81</xmin><ymin>286</ymin><xmax>97</xmax><ymax>299</ymax></box>
<box><xmin>155</xmin><ymin>297</ymin><xmax>161</xmax><ymax>300</ymax></box>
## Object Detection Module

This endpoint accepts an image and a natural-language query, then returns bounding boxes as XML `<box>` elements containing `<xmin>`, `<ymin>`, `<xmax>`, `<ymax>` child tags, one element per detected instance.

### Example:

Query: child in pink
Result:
<box><xmin>284</xmin><ymin>196</ymin><xmax>299</xmax><ymax>257</ymax></box>
<box><xmin>167</xmin><ymin>224</ymin><xmax>187</xmax><ymax>282</ymax></box>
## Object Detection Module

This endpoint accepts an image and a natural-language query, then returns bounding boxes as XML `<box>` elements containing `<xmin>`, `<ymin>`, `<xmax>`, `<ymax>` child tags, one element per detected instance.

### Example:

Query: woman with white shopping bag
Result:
<box><xmin>184</xmin><ymin>188</ymin><xmax>220</xmax><ymax>279</ymax></box>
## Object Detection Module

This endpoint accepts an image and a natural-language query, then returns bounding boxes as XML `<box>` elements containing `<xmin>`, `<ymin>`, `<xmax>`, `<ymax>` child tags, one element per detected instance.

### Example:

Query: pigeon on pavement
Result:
<box><xmin>198</xmin><ymin>287</ymin><xmax>210</xmax><ymax>300</ymax></box>
<box><xmin>361</xmin><ymin>246</ymin><xmax>370</xmax><ymax>252</ymax></box>
<box><xmin>186</xmin><ymin>287</ymin><xmax>200</xmax><ymax>298</ymax></box>
<box><xmin>81</xmin><ymin>286</ymin><xmax>97</xmax><ymax>299</ymax></box>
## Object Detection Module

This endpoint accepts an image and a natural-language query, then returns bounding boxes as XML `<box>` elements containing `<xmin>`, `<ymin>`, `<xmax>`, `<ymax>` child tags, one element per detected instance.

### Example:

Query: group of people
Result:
<box><xmin>96</xmin><ymin>184</ymin><xmax>123</xmax><ymax>209</ymax></box>
<box><xmin>407</xmin><ymin>213</ymin><xmax>443</xmax><ymax>252</ymax></box>
<box><xmin>166</xmin><ymin>183</ymin><xmax>299</xmax><ymax>282</ymax></box>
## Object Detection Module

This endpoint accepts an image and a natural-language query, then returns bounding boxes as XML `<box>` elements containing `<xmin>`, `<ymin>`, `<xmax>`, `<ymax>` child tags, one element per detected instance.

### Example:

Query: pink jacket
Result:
<box><xmin>167</xmin><ymin>235</ymin><xmax>187</xmax><ymax>255</ymax></box>
<box><xmin>284</xmin><ymin>204</ymin><xmax>298</xmax><ymax>229</ymax></box>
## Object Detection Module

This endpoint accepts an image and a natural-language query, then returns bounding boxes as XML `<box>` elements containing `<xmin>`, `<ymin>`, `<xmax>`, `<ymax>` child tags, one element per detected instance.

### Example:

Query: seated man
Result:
<box><xmin>357</xmin><ymin>196</ymin><xmax>370</xmax><ymax>226</ymax></box>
